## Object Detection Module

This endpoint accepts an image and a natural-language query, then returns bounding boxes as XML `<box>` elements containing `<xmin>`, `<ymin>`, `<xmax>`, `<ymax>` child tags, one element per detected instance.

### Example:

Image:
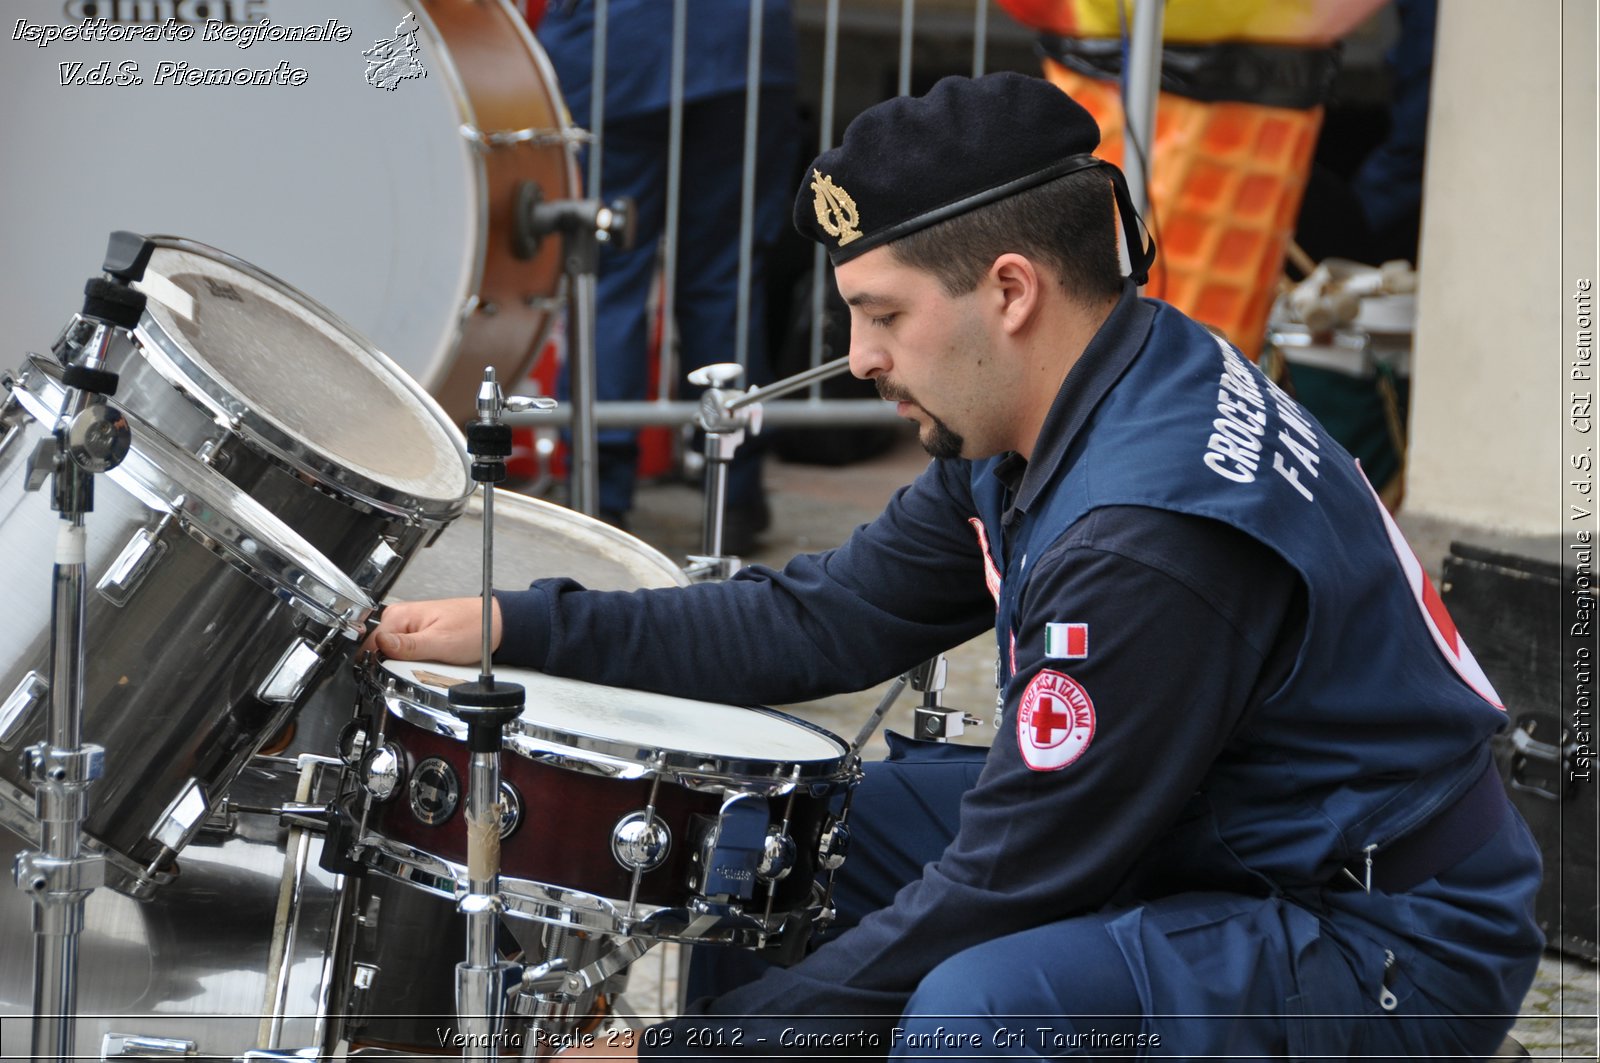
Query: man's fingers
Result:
<box><xmin>376</xmin><ymin>630</ymin><xmax>416</xmax><ymax>659</ymax></box>
<box><xmin>362</xmin><ymin>598</ymin><xmax>486</xmax><ymax>665</ymax></box>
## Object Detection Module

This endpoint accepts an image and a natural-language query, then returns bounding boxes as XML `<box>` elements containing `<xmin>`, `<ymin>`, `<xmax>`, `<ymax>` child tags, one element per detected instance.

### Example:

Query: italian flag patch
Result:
<box><xmin>1044</xmin><ymin>622</ymin><xmax>1089</xmax><ymax>660</ymax></box>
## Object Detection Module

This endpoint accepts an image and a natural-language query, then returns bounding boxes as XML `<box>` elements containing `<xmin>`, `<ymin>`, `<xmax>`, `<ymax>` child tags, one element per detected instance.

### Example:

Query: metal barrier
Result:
<box><xmin>524</xmin><ymin>0</ymin><xmax>1029</xmax><ymax>513</ymax></box>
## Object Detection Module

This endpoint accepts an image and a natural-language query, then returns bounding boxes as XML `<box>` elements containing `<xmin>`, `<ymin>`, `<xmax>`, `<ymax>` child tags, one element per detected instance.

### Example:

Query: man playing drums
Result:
<box><xmin>374</xmin><ymin>73</ymin><xmax>1541</xmax><ymax>1060</ymax></box>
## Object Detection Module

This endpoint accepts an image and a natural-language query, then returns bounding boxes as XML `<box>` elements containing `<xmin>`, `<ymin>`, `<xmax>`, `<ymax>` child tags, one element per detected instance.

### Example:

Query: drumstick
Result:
<box><xmin>851</xmin><ymin>672</ymin><xmax>911</xmax><ymax>753</ymax></box>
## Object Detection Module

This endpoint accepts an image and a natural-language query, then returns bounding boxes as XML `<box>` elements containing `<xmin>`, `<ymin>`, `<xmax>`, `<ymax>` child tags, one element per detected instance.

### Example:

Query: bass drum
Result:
<box><xmin>0</xmin><ymin>0</ymin><xmax>578</xmax><ymax>423</ymax></box>
<box><xmin>0</xmin><ymin>757</ymin><xmax>351</xmax><ymax>1061</ymax></box>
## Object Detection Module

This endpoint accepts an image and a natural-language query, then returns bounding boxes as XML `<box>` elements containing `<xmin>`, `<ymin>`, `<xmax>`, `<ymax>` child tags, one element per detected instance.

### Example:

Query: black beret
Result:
<box><xmin>795</xmin><ymin>72</ymin><xmax>1155</xmax><ymax>283</ymax></box>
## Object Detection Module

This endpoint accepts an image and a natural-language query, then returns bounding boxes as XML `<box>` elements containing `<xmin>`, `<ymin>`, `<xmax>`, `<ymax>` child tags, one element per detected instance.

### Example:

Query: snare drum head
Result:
<box><xmin>137</xmin><ymin>239</ymin><xmax>471</xmax><ymax>510</ymax></box>
<box><xmin>381</xmin><ymin>659</ymin><xmax>847</xmax><ymax>768</ymax></box>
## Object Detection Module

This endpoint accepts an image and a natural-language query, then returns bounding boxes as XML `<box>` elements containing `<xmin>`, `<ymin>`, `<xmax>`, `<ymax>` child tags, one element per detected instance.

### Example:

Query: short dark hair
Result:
<box><xmin>886</xmin><ymin>167</ymin><xmax>1125</xmax><ymax>304</ymax></box>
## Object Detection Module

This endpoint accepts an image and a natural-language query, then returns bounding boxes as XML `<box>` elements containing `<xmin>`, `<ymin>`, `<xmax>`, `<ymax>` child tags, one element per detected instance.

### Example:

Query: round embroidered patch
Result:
<box><xmin>1016</xmin><ymin>669</ymin><xmax>1096</xmax><ymax>771</ymax></box>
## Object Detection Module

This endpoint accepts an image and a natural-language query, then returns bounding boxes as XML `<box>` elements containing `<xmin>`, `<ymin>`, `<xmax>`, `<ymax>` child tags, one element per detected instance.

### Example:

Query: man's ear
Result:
<box><xmin>989</xmin><ymin>253</ymin><xmax>1041</xmax><ymax>336</ymax></box>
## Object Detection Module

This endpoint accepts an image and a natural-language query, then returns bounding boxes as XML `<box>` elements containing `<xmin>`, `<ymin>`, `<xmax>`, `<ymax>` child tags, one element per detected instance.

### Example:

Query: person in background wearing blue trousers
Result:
<box><xmin>537</xmin><ymin>0</ymin><xmax>797</xmax><ymax>550</ymax></box>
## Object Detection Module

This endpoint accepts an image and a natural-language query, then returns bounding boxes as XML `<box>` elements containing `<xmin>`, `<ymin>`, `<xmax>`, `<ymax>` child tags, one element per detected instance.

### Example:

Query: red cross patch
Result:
<box><xmin>1016</xmin><ymin>669</ymin><xmax>1096</xmax><ymax>771</ymax></box>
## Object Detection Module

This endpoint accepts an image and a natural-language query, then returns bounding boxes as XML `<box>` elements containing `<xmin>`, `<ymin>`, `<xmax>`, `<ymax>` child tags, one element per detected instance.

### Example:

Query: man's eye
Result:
<box><xmin>871</xmin><ymin>314</ymin><xmax>897</xmax><ymax>328</ymax></box>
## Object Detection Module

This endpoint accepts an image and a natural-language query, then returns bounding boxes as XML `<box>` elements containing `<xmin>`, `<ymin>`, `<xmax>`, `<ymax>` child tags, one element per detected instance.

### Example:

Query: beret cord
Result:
<box><xmin>1104</xmin><ymin>162</ymin><xmax>1157</xmax><ymax>287</ymax></box>
<box><xmin>829</xmin><ymin>153</ymin><xmax>1158</xmax><ymax>287</ymax></box>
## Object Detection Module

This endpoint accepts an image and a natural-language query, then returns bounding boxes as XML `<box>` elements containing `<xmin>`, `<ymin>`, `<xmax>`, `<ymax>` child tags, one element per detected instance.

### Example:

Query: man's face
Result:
<box><xmin>835</xmin><ymin>247</ymin><xmax>1003</xmax><ymax>460</ymax></box>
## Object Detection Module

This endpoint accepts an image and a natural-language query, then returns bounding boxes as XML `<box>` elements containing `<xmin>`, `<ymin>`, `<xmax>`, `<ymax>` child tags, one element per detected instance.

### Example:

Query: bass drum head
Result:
<box><xmin>393</xmin><ymin>490</ymin><xmax>689</xmax><ymax>600</ymax></box>
<box><xmin>289</xmin><ymin>491</ymin><xmax>687</xmax><ymax>754</ymax></box>
<box><xmin>0</xmin><ymin>0</ymin><xmax>572</xmax><ymax>417</ymax></box>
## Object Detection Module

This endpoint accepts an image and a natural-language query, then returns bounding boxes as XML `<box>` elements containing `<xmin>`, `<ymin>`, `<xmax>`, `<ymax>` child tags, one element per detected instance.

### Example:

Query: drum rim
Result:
<box><xmin>470</xmin><ymin>489</ymin><xmax>692</xmax><ymax>590</ymax></box>
<box><xmin>133</xmin><ymin>236</ymin><xmax>473</xmax><ymax>524</ymax></box>
<box><xmin>368</xmin><ymin>659</ymin><xmax>852</xmax><ymax>786</ymax></box>
<box><xmin>411</xmin><ymin>0</ymin><xmax>584</xmax><ymax>312</ymax></box>
<box><xmin>359</xmin><ymin>834</ymin><xmax>800</xmax><ymax>946</ymax></box>
<box><xmin>8</xmin><ymin>363</ymin><xmax>372</xmax><ymax>636</ymax></box>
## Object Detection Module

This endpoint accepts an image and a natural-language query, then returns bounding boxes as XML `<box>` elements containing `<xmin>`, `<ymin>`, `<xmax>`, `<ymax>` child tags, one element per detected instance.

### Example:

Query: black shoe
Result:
<box><xmin>598</xmin><ymin>508</ymin><xmax>630</xmax><ymax>532</ymax></box>
<box><xmin>719</xmin><ymin>498</ymin><xmax>769</xmax><ymax>556</ymax></box>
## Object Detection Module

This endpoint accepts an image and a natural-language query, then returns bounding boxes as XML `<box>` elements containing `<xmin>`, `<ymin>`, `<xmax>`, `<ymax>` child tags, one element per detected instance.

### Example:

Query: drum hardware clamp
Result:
<box><xmin>16</xmin><ymin>229</ymin><xmax>155</xmax><ymax>1063</ymax></box>
<box><xmin>510</xmin><ymin>182</ymin><xmax>634</xmax><ymax>266</ymax></box>
<box><xmin>511</xmin><ymin>184</ymin><xmax>634</xmax><ymax>516</ymax></box>
<box><xmin>682</xmin><ymin>355</ymin><xmax>857</xmax><ymax>581</ymax></box>
<box><xmin>509</xmin><ymin>937</ymin><xmax>651</xmax><ymax>1031</ymax></box>
<box><xmin>910</xmin><ymin>653</ymin><xmax>984</xmax><ymax>742</ymax></box>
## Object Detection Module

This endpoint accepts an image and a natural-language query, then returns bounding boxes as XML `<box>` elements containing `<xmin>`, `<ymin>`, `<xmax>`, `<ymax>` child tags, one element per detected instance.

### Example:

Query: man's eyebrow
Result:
<box><xmin>845</xmin><ymin>292</ymin><xmax>895</xmax><ymax>309</ymax></box>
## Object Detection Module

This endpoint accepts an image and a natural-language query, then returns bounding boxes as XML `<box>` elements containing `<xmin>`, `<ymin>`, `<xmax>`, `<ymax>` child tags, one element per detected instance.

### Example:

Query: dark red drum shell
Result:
<box><xmin>369</xmin><ymin>707</ymin><xmax>832</xmax><ymax>914</ymax></box>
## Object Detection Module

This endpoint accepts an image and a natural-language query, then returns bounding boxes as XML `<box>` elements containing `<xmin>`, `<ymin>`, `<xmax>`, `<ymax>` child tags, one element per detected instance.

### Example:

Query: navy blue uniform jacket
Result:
<box><xmin>495</xmin><ymin>283</ymin><xmax>1536</xmax><ymax>1044</ymax></box>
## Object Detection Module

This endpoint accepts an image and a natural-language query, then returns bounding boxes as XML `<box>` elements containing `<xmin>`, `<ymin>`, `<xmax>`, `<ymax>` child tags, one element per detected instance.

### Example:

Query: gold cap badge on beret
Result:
<box><xmin>811</xmin><ymin>171</ymin><xmax>861</xmax><ymax>247</ymax></box>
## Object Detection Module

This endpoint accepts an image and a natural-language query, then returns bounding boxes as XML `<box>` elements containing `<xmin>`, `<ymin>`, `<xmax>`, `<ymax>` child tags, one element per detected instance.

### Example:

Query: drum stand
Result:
<box><xmin>510</xmin><ymin>931</ymin><xmax>650</xmax><ymax>1058</ymax></box>
<box><xmin>515</xmin><ymin>186</ymin><xmax>634</xmax><ymax>518</ymax></box>
<box><xmin>446</xmin><ymin>368</ymin><xmax>554</xmax><ymax>1062</ymax></box>
<box><xmin>15</xmin><ymin>232</ymin><xmax>152</xmax><ymax>1063</ymax></box>
<box><xmin>680</xmin><ymin>355</ymin><xmax>854</xmax><ymax>581</ymax></box>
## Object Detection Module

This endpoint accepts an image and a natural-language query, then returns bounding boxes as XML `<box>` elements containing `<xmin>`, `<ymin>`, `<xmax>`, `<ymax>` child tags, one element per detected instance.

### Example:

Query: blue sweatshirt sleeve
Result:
<box><xmin>492</xmin><ymin>458</ymin><xmax>997</xmax><ymax>707</ymax></box>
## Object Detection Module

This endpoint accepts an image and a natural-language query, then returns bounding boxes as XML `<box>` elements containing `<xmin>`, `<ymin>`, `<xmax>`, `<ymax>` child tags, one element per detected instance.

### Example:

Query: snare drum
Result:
<box><xmin>355</xmin><ymin>660</ymin><xmax>854</xmax><ymax>946</ymax></box>
<box><xmin>112</xmin><ymin>236</ymin><xmax>474</xmax><ymax>597</ymax></box>
<box><xmin>0</xmin><ymin>364</ymin><xmax>372</xmax><ymax>895</ymax></box>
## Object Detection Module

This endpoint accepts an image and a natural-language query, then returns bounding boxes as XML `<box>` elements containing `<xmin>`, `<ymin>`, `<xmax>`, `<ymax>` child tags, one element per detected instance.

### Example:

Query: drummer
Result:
<box><xmin>373</xmin><ymin>73</ymin><xmax>1542</xmax><ymax>1060</ymax></box>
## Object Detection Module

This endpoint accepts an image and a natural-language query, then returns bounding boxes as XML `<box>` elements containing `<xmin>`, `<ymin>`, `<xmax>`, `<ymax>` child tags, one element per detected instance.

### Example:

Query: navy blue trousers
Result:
<box><xmin>561</xmin><ymin>90</ymin><xmax>795</xmax><ymax>515</ymax></box>
<box><xmin>689</xmin><ymin>735</ymin><xmax>1543</xmax><ymax>1060</ymax></box>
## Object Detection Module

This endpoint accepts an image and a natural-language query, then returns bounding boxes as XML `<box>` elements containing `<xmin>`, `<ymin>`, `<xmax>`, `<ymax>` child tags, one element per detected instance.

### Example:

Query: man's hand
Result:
<box><xmin>365</xmin><ymin>596</ymin><xmax>503</xmax><ymax>664</ymax></box>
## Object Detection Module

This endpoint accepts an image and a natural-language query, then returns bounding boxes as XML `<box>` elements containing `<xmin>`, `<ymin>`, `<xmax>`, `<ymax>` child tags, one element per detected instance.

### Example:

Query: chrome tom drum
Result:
<box><xmin>0</xmin><ymin>362</ymin><xmax>372</xmax><ymax>895</ymax></box>
<box><xmin>109</xmin><ymin>236</ymin><xmax>474</xmax><ymax>597</ymax></box>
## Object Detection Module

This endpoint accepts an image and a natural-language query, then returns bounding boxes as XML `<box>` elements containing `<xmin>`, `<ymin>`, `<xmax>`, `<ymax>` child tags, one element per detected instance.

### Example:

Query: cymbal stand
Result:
<box><xmin>448</xmin><ymin>369</ymin><xmax>553</xmax><ymax>1062</ymax></box>
<box><xmin>16</xmin><ymin>231</ymin><xmax>152</xmax><ymax>1063</ymax></box>
<box><xmin>682</xmin><ymin>355</ymin><xmax>855</xmax><ymax>582</ymax></box>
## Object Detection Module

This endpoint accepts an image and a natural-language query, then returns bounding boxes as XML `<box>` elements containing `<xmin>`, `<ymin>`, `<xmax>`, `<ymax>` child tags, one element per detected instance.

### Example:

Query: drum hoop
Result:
<box><xmin>358</xmin><ymin>835</ymin><xmax>790</xmax><ymax>945</ymax></box>
<box><xmin>407</xmin><ymin>2</ymin><xmax>488</xmax><ymax>320</ymax></box>
<box><xmin>134</xmin><ymin>236</ymin><xmax>473</xmax><ymax>524</ymax></box>
<box><xmin>405</xmin><ymin>0</ymin><xmax>584</xmax><ymax>417</ymax></box>
<box><xmin>368</xmin><ymin>664</ymin><xmax>851</xmax><ymax>786</ymax></box>
<box><xmin>479</xmin><ymin>490</ymin><xmax>692</xmax><ymax>589</ymax></box>
<box><xmin>498</xmin><ymin>0</ymin><xmax>586</xmax><ymax>167</ymax></box>
<box><xmin>9</xmin><ymin>363</ymin><xmax>371</xmax><ymax>636</ymax></box>
<box><xmin>411</xmin><ymin>0</ymin><xmax>585</xmax><ymax>297</ymax></box>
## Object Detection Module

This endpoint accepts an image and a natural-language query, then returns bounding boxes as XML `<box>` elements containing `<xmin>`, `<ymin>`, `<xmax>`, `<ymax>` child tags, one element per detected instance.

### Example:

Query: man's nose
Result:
<box><xmin>848</xmin><ymin>329</ymin><xmax>888</xmax><ymax>380</ymax></box>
